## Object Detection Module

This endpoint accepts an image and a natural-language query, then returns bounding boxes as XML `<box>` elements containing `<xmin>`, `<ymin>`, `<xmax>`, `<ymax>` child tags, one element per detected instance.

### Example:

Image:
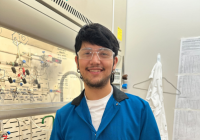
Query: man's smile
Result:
<box><xmin>86</xmin><ymin>67</ymin><xmax>105</xmax><ymax>74</ymax></box>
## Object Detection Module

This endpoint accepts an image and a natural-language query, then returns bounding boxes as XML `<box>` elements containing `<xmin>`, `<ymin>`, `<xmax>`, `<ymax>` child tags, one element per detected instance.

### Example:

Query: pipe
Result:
<box><xmin>112</xmin><ymin>0</ymin><xmax>115</xmax><ymax>33</ymax></box>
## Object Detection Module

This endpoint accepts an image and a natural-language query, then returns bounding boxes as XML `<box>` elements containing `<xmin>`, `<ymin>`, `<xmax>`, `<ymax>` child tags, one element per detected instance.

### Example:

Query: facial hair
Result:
<box><xmin>82</xmin><ymin>72</ymin><xmax>111</xmax><ymax>89</ymax></box>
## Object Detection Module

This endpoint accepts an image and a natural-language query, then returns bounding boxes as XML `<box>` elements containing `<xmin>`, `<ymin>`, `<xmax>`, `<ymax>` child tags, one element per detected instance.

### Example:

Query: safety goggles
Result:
<box><xmin>77</xmin><ymin>48</ymin><xmax>115</xmax><ymax>60</ymax></box>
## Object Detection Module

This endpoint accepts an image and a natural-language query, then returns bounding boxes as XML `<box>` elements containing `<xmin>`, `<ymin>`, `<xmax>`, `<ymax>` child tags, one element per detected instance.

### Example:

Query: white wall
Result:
<box><xmin>125</xmin><ymin>0</ymin><xmax>200</xmax><ymax>140</ymax></box>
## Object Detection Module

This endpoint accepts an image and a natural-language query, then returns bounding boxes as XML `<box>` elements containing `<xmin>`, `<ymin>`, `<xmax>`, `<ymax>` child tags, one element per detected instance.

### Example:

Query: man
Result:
<box><xmin>50</xmin><ymin>23</ymin><xmax>161</xmax><ymax>140</ymax></box>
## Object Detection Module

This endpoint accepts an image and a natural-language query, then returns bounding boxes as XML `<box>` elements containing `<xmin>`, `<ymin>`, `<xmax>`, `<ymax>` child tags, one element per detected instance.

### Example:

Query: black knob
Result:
<box><xmin>11</xmin><ymin>67</ymin><xmax>16</xmax><ymax>74</ymax></box>
<box><xmin>22</xmin><ymin>78</ymin><xmax>27</xmax><ymax>84</ymax></box>
<box><xmin>25</xmin><ymin>69</ymin><xmax>30</xmax><ymax>75</ymax></box>
<box><xmin>8</xmin><ymin>77</ymin><xmax>13</xmax><ymax>83</ymax></box>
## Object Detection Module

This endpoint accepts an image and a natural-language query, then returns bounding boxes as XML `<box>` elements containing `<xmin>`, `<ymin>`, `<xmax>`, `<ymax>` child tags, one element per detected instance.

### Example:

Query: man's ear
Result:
<box><xmin>113</xmin><ymin>56</ymin><xmax>118</xmax><ymax>70</ymax></box>
<box><xmin>75</xmin><ymin>55</ymin><xmax>79</xmax><ymax>69</ymax></box>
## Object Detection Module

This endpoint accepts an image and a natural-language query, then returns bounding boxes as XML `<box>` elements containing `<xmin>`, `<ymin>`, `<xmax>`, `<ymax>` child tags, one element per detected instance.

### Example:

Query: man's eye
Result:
<box><xmin>83</xmin><ymin>52</ymin><xmax>91</xmax><ymax>55</ymax></box>
<box><xmin>100</xmin><ymin>53</ymin><xmax>108</xmax><ymax>56</ymax></box>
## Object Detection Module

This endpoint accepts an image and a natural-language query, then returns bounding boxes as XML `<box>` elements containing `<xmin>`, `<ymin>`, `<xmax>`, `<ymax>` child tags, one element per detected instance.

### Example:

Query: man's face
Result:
<box><xmin>75</xmin><ymin>42</ymin><xmax>118</xmax><ymax>88</ymax></box>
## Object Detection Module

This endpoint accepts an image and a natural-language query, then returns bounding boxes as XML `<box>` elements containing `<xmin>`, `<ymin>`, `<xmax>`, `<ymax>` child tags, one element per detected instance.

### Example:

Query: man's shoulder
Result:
<box><xmin>124</xmin><ymin>93</ymin><xmax>149</xmax><ymax>108</ymax></box>
<box><xmin>57</xmin><ymin>101</ymin><xmax>75</xmax><ymax>115</ymax></box>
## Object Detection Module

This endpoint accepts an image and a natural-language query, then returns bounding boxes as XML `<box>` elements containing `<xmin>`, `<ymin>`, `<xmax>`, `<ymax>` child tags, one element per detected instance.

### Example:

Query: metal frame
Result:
<box><xmin>0</xmin><ymin>102</ymin><xmax>68</xmax><ymax>120</ymax></box>
<box><xmin>0</xmin><ymin>0</ymin><xmax>80</xmax><ymax>52</ymax></box>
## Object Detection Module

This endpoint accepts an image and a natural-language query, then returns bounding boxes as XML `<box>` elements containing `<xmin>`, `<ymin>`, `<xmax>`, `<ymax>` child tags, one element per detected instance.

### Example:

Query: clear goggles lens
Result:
<box><xmin>78</xmin><ymin>48</ymin><xmax>115</xmax><ymax>60</ymax></box>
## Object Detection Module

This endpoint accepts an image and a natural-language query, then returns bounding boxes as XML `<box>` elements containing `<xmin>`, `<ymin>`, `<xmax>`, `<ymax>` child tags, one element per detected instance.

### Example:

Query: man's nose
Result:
<box><xmin>90</xmin><ymin>52</ymin><xmax>100</xmax><ymax>64</ymax></box>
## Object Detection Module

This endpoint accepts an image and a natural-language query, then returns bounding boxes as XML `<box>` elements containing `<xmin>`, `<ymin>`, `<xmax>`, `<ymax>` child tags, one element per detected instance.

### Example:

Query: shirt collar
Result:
<box><xmin>84</xmin><ymin>86</ymin><xmax>113</xmax><ymax>102</ymax></box>
<box><xmin>71</xmin><ymin>84</ymin><xmax>129</xmax><ymax>106</ymax></box>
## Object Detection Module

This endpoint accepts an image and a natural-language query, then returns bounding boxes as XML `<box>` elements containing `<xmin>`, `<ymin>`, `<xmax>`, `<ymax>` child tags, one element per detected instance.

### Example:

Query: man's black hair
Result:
<box><xmin>74</xmin><ymin>23</ymin><xmax>119</xmax><ymax>56</ymax></box>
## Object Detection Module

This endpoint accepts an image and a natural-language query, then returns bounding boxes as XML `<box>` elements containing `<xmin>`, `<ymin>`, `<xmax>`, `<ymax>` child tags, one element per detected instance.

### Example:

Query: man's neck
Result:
<box><xmin>84</xmin><ymin>83</ymin><xmax>112</xmax><ymax>100</ymax></box>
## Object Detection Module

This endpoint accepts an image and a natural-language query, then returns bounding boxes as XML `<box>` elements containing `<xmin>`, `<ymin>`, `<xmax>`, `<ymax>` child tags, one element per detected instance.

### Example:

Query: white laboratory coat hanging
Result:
<box><xmin>146</xmin><ymin>61</ymin><xmax>169</xmax><ymax>140</ymax></box>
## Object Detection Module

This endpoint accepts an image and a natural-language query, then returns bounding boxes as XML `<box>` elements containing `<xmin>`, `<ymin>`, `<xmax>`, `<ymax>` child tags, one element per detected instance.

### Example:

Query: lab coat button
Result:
<box><xmin>95</xmin><ymin>134</ymin><xmax>96</xmax><ymax>136</ymax></box>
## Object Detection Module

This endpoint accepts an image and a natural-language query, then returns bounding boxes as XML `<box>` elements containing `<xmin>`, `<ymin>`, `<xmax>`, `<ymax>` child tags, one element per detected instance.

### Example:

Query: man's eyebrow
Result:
<box><xmin>82</xmin><ymin>47</ymin><xmax>92</xmax><ymax>49</ymax></box>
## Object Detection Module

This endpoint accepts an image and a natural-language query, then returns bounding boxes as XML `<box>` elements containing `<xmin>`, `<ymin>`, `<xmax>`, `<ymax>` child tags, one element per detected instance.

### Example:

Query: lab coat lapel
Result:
<box><xmin>97</xmin><ymin>95</ymin><xmax>120</xmax><ymax>137</ymax></box>
<box><xmin>75</xmin><ymin>96</ymin><xmax>96</xmax><ymax>133</ymax></box>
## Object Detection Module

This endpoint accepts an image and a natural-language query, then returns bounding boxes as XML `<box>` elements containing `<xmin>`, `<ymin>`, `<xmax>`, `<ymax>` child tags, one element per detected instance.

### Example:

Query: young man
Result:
<box><xmin>50</xmin><ymin>23</ymin><xmax>161</xmax><ymax>140</ymax></box>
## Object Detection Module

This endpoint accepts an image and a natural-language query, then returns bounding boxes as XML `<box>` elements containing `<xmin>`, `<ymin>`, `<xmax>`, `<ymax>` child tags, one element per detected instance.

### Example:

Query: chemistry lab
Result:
<box><xmin>0</xmin><ymin>0</ymin><xmax>200</xmax><ymax>140</ymax></box>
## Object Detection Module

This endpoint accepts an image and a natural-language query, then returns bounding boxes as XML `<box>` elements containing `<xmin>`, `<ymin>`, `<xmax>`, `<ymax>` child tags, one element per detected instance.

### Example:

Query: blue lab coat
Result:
<box><xmin>50</xmin><ymin>85</ymin><xmax>161</xmax><ymax>140</ymax></box>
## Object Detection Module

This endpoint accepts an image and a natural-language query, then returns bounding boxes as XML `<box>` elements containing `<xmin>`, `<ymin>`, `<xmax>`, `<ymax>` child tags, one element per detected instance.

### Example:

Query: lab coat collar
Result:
<box><xmin>71</xmin><ymin>84</ymin><xmax>129</xmax><ymax>106</ymax></box>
